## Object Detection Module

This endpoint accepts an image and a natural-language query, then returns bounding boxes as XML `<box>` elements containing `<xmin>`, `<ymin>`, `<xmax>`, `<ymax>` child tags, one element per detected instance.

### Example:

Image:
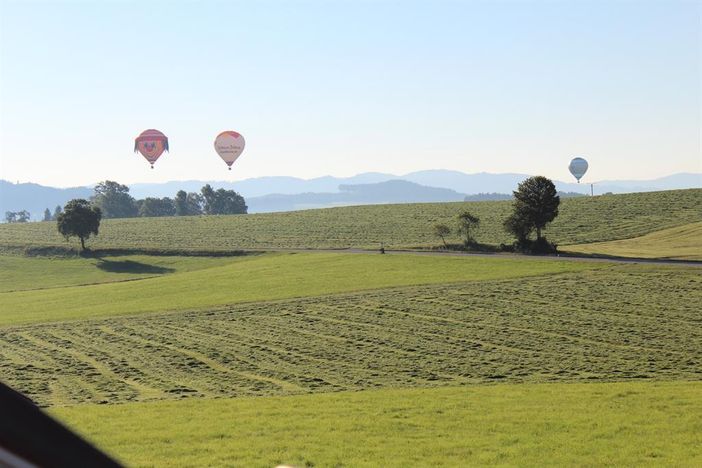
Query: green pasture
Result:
<box><xmin>3</xmin><ymin>264</ymin><xmax>699</xmax><ymax>406</ymax></box>
<box><xmin>0</xmin><ymin>189</ymin><xmax>699</xmax><ymax>251</ymax></box>
<box><xmin>566</xmin><ymin>221</ymin><xmax>702</xmax><ymax>260</ymax></box>
<box><xmin>0</xmin><ymin>254</ymin><xmax>239</xmax><ymax>292</ymax></box>
<box><xmin>52</xmin><ymin>381</ymin><xmax>702</xmax><ymax>467</ymax></box>
<box><xmin>1</xmin><ymin>189</ymin><xmax>700</xmax><ymax>467</ymax></box>
<box><xmin>0</xmin><ymin>252</ymin><xmax>599</xmax><ymax>326</ymax></box>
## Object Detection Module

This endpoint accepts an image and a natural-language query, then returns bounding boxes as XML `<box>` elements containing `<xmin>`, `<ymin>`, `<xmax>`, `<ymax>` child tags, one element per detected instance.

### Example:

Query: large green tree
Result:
<box><xmin>201</xmin><ymin>184</ymin><xmax>247</xmax><ymax>215</ymax></box>
<box><xmin>174</xmin><ymin>190</ymin><xmax>203</xmax><ymax>216</ymax></box>
<box><xmin>139</xmin><ymin>197</ymin><xmax>176</xmax><ymax>217</ymax></box>
<box><xmin>57</xmin><ymin>199</ymin><xmax>102</xmax><ymax>251</ymax></box>
<box><xmin>504</xmin><ymin>176</ymin><xmax>560</xmax><ymax>245</ymax></box>
<box><xmin>92</xmin><ymin>181</ymin><xmax>138</xmax><ymax>218</ymax></box>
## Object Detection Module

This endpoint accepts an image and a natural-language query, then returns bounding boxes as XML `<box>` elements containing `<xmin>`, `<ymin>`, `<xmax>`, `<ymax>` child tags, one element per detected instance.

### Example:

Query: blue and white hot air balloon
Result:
<box><xmin>568</xmin><ymin>157</ymin><xmax>588</xmax><ymax>183</ymax></box>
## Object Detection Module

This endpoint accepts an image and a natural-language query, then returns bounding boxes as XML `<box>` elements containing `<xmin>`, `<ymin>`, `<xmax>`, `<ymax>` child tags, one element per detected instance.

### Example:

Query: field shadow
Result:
<box><xmin>94</xmin><ymin>259</ymin><xmax>175</xmax><ymax>274</ymax></box>
<box><xmin>433</xmin><ymin>242</ymin><xmax>503</xmax><ymax>253</ymax></box>
<box><xmin>10</xmin><ymin>245</ymin><xmax>260</xmax><ymax>258</ymax></box>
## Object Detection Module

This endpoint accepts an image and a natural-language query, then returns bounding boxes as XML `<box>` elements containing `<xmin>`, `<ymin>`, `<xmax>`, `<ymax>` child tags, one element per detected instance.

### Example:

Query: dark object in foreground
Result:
<box><xmin>0</xmin><ymin>381</ymin><xmax>121</xmax><ymax>467</ymax></box>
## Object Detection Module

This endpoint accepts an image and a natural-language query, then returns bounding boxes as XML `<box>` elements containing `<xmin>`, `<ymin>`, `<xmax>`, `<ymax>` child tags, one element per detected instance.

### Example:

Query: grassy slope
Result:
<box><xmin>1</xmin><ymin>189</ymin><xmax>699</xmax><ymax>251</ymax></box>
<box><xmin>0</xmin><ymin>253</ymin><xmax>597</xmax><ymax>326</ymax></box>
<box><xmin>3</xmin><ymin>264</ymin><xmax>699</xmax><ymax>406</ymax></box>
<box><xmin>53</xmin><ymin>381</ymin><xmax>702</xmax><ymax>467</ymax></box>
<box><xmin>0</xmin><ymin>254</ymin><xmax>239</xmax><ymax>292</ymax></box>
<box><xmin>565</xmin><ymin>221</ymin><xmax>702</xmax><ymax>260</ymax></box>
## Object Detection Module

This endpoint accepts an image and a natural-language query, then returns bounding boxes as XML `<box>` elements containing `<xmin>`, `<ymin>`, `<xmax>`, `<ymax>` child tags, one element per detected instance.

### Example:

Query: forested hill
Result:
<box><xmin>0</xmin><ymin>180</ymin><xmax>92</xmax><ymax>219</ymax></box>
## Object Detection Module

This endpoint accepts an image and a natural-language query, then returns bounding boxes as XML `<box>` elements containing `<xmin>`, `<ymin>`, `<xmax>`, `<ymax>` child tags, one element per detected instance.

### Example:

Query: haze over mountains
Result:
<box><xmin>2</xmin><ymin>171</ymin><xmax>700</xmax><ymax>219</ymax></box>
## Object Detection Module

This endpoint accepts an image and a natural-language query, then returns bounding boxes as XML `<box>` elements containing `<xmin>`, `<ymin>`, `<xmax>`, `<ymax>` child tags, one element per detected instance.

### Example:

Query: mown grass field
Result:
<box><xmin>1</xmin><ymin>189</ymin><xmax>701</xmax><ymax>466</ymax></box>
<box><xmin>0</xmin><ymin>252</ymin><xmax>598</xmax><ymax>325</ymax></box>
<box><xmin>52</xmin><ymin>381</ymin><xmax>702</xmax><ymax>467</ymax></box>
<box><xmin>565</xmin><ymin>221</ymin><xmax>702</xmax><ymax>260</ymax></box>
<box><xmin>2</xmin><ymin>264</ymin><xmax>699</xmax><ymax>407</ymax></box>
<box><xmin>0</xmin><ymin>189</ymin><xmax>699</xmax><ymax>251</ymax></box>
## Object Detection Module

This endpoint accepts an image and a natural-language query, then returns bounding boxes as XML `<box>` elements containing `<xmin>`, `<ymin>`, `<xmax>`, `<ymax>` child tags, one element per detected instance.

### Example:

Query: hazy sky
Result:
<box><xmin>0</xmin><ymin>0</ymin><xmax>699</xmax><ymax>187</ymax></box>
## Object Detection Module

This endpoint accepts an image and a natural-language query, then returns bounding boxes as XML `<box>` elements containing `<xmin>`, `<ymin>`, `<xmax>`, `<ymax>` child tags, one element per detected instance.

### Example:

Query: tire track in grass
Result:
<box><xmin>3</xmin><ymin>266</ymin><xmax>700</xmax><ymax>406</ymax></box>
<box><xmin>99</xmin><ymin>324</ymin><xmax>306</xmax><ymax>394</ymax></box>
<box><xmin>170</xmin><ymin>322</ymin><xmax>349</xmax><ymax>390</ymax></box>
<box><xmin>389</xmin><ymin>302</ymin><xmax>690</xmax><ymax>357</ymax></box>
<box><xmin>16</xmin><ymin>332</ymin><xmax>144</xmax><ymax>403</ymax></box>
<box><xmin>163</xmin><ymin>322</ymin><xmax>359</xmax><ymax>377</ymax></box>
<box><xmin>48</xmin><ymin>327</ymin><xmax>170</xmax><ymax>401</ymax></box>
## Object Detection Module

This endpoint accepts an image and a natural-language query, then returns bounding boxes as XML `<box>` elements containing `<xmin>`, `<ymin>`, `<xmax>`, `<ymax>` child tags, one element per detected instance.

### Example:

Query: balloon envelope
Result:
<box><xmin>135</xmin><ymin>129</ymin><xmax>168</xmax><ymax>168</ymax></box>
<box><xmin>568</xmin><ymin>157</ymin><xmax>588</xmax><ymax>182</ymax></box>
<box><xmin>214</xmin><ymin>131</ymin><xmax>245</xmax><ymax>170</ymax></box>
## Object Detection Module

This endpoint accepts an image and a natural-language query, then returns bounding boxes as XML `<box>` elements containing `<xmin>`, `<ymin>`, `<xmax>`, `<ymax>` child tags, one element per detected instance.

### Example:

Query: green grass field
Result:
<box><xmin>1</xmin><ymin>189</ymin><xmax>699</xmax><ymax>251</ymax></box>
<box><xmin>2</xmin><ymin>264</ymin><xmax>699</xmax><ymax>407</ymax></box>
<box><xmin>0</xmin><ymin>254</ymin><xmax>240</xmax><ymax>292</ymax></box>
<box><xmin>0</xmin><ymin>252</ymin><xmax>598</xmax><ymax>325</ymax></box>
<box><xmin>565</xmin><ymin>221</ymin><xmax>702</xmax><ymax>260</ymax></box>
<box><xmin>2</xmin><ymin>188</ymin><xmax>701</xmax><ymax>466</ymax></box>
<box><xmin>52</xmin><ymin>381</ymin><xmax>702</xmax><ymax>467</ymax></box>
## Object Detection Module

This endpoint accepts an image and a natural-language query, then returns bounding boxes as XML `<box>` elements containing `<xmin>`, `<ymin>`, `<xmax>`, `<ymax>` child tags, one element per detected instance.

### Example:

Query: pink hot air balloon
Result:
<box><xmin>134</xmin><ymin>129</ymin><xmax>169</xmax><ymax>168</ymax></box>
<box><xmin>214</xmin><ymin>131</ymin><xmax>245</xmax><ymax>170</ymax></box>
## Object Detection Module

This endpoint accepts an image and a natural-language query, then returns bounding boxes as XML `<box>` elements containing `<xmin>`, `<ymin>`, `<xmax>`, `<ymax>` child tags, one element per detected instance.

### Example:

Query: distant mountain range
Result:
<box><xmin>2</xmin><ymin>171</ymin><xmax>699</xmax><ymax>219</ymax></box>
<box><xmin>127</xmin><ymin>171</ymin><xmax>702</xmax><ymax>199</ymax></box>
<box><xmin>0</xmin><ymin>181</ymin><xmax>93</xmax><ymax>220</ymax></box>
<box><xmin>247</xmin><ymin>180</ymin><xmax>470</xmax><ymax>213</ymax></box>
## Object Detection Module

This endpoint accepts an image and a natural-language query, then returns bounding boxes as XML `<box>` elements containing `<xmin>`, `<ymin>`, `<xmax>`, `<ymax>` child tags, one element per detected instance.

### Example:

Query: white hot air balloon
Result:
<box><xmin>568</xmin><ymin>157</ymin><xmax>588</xmax><ymax>183</ymax></box>
<box><xmin>214</xmin><ymin>131</ymin><xmax>246</xmax><ymax>170</ymax></box>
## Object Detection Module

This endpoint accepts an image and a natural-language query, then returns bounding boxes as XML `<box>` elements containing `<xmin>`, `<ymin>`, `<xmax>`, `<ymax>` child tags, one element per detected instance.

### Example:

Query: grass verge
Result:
<box><xmin>52</xmin><ymin>381</ymin><xmax>702</xmax><ymax>467</ymax></box>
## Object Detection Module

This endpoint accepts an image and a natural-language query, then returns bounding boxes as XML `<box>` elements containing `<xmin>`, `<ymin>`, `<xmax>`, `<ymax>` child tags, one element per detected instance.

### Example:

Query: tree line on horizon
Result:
<box><xmin>44</xmin><ymin>175</ymin><xmax>562</xmax><ymax>253</ymax></box>
<box><xmin>0</xmin><ymin>181</ymin><xmax>248</xmax><ymax>223</ymax></box>
<box><xmin>88</xmin><ymin>181</ymin><xmax>248</xmax><ymax>218</ymax></box>
<box><xmin>48</xmin><ymin>181</ymin><xmax>246</xmax><ymax>250</ymax></box>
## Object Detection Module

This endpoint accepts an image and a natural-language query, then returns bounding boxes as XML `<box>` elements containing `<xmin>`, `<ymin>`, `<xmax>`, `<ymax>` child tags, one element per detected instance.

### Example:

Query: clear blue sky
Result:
<box><xmin>0</xmin><ymin>0</ymin><xmax>699</xmax><ymax>187</ymax></box>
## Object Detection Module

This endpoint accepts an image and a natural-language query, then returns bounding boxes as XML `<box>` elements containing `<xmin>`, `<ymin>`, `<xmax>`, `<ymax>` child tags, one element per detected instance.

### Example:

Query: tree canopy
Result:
<box><xmin>56</xmin><ymin>199</ymin><xmax>102</xmax><ymax>250</ymax></box>
<box><xmin>433</xmin><ymin>224</ymin><xmax>451</xmax><ymax>248</ymax></box>
<box><xmin>5</xmin><ymin>210</ymin><xmax>30</xmax><ymax>223</ymax></box>
<box><xmin>504</xmin><ymin>176</ymin><xmax>560</xmax><ymax>252</ymax></box>
<box><xmin>92</xmin><ymin>180</ymin><xmax>138</xmax><ymax>219</ymax></box>
<box><xmin>139</xmin><ymin>197</ymin><xmax>176</xmax><ymax>217</ymax></box>
<box><xmin>174</xmin><ymin>190</ymin><xmax>203</xmax><ymax>216</ymax></box>
<box><xmin>201</xmin><ymin>184</ymin><xmax>247</xmax><ymax>215</ymax></box>
<box><xmin>457</xmin><ymin>211</ymin><xmax>480</xmax><ymax>245</ymax></box>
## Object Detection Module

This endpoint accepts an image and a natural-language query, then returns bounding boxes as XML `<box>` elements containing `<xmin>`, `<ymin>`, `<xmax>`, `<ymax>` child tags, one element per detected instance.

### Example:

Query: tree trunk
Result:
<box><xmin>441</xmin><ymin>236</ymin><xmax>447</xmax><ymax>248</ymax></box>
<box><xmin>80</xmin><ymin>236</ymin><xmax>86</xmax><ymax>251</ymax></box>
<box><xmin>536</xmin><ymin>227</ymin><xmax>542</xmax><ymax>240</ymax></box>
